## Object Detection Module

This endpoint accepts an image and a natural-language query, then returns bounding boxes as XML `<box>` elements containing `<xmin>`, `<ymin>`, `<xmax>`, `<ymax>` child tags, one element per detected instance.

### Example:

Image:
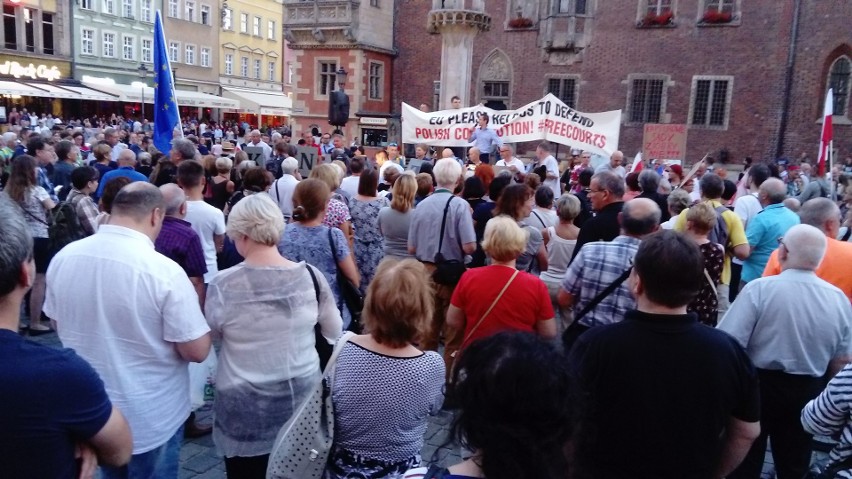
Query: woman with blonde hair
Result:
<box><xmin>325</xmin><ymin>259</ymin><xmax>444</xmax><ymax>479</ymax></box>
<box><xmin>540</xmin><ymin>194</ymin><xmax>581</xmax><ymax>330</ymax></box>
<box><xmin>91</xmin><ymin>142</ymin><xmax>116</xmax><ymax>179</ymax></box>
<box><xmin>279</xmin><ymin>178</ymin><xmax>361</xmax><ymax>329</ymax></box>
<box><xmin>311</xmin><ymin>163</ymin><xmax>354</xmax><ymax>246</ymax></box>
<box><xmin>447</xmin><ymin>216</ymin><xmax>556</xmax><ymax>355</ymax></box>
<box><xmin>377</xmin><ymin>172</ymin><xmax>417</xmax><ymax>259</ymax></box>
<box><xmin>682</xmin><ymin>202</ymin><xmax>724</xmax><ymax>326</ymax></box>
<box><xmin>207</xmin><ymin>193</ymin><xmax>342</xmax><ymax>478</ymax></box>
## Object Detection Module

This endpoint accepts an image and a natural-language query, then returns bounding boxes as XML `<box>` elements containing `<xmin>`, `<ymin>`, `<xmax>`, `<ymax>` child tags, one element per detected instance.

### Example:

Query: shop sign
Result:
<box><xmin>0</xmin><ymin>61</ymin><xmax>62</xmax><ymax>81</ymax></box>
<box><xmin>360</xmin><ymin>117</ymin><xmax>388</xmax><ymax>126</ymax></box>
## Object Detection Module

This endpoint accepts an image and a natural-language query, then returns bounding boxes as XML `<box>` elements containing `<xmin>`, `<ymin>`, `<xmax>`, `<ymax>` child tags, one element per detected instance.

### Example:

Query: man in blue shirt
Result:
<box><xmin>95</xmin><ymin>149</ymin><xmax>149</xmax><ymax>200</ymax></box>
<box><xmin>27</xmin><ymin>136</ymin><xmax>59</xmax><ymax>202</ymax></box>
<box><xmin>740</xmin><ymin>178</ymin><xmax>799</xmax><ymax>285</ymax></box>
<box><xmin>0</xmin><ymin>194</ymin><xmax>132</xmax><ymax>478</ymax></box>
<box><xmin>466</xmin><ymin>113</ymin><xmax>502</xmax><ymax>164</ymax></box>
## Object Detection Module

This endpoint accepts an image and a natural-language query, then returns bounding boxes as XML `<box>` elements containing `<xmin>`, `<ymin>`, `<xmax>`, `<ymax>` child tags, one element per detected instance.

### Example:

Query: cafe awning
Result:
<box><xmin>0</xmin><ymin>80</ymin><xmax>118</xmax><ymax>101</ymax></box>
<box><xmin>221</xmin><ymin>87</ymin><xmax>291</xmax><ymax>117</ymax></box>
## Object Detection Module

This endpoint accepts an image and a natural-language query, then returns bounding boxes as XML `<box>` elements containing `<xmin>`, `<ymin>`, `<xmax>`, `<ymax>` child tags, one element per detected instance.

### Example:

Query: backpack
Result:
<box><xmin>48</xmin><ymin>201</ymin><xmax>87</xmax><ymax>253</ymax></box>
<box><xmin>707</xmin><ymin>205</ymin><xmax>730</xmax><ymax>252</ymax></box>
<box><xmin>266</xmin><ymin>155</ymin><xmax>284</xmax><ymax>179</ymax></box>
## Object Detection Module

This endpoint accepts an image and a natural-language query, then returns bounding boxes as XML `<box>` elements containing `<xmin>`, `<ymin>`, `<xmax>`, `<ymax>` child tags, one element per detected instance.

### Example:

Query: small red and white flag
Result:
<box><xmin>630</xmin><ymin>152</ymin><xmax>643</xmax><ymax>173</ymax></box>
<box><xmin>818</xmin><ymin>89</ymin><xmax>833</xmax><ymax>177</ymax></box>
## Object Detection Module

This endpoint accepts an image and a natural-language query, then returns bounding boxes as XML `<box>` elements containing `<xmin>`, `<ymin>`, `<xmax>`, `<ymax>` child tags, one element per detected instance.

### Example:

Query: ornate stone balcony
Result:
<box><xmin>283</xmin><ymin>0</ymin><xmax>359</xmax><ymax>47</ymax></box>
<box><xmin>427</xmin><ymin>0</ymin><xmax>491</xmax><ymax>34</ymax></box>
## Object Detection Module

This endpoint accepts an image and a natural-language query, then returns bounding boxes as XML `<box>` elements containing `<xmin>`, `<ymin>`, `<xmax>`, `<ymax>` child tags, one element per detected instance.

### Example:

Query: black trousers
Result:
<box><xmin>730</xmin><ymin>262</ymin><xmax>743</xmax><ymax>302</ymax></box>
<box><xmin>224</xmin><ymin>454</ymin><xmax>269</xmax><ymax>479</ymax></box>
<box><xmin>480</xmin><ymin>152</ymin><xmax>491</xmax><ymax>164</ymax></box>
<box><xmin>727</xmin><ymin>369</ymin><xmax>825</xmax><ymax>479</ymax></box>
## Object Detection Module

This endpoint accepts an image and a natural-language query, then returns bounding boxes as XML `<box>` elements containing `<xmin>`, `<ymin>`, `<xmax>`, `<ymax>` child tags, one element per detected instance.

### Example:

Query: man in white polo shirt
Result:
<box><xmin>44</xmin><ymin>182</ymin><xmax>211</xmax><ymax>478</ymax></box>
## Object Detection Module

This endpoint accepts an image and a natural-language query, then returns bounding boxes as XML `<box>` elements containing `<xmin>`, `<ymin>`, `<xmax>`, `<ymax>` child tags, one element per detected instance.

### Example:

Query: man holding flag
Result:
<box><xmin>153</xmin><ymin>11</ymin><xmax>182</xmax><ymax>155</ymax></box>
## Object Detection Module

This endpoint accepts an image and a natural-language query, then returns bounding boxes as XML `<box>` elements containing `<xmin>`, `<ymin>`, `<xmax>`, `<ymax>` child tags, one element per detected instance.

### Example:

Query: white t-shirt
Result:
<box><xmin>44</xmin><ymin>225</ymin><xmax>210</xmax><ymax>454</ymax></box>
<box><xmin>340</xmin><ymin>175</ymin><xmax>361</xmax><ymax>198</ymax></box>
<box><xmin>495</xmin><ymin>157</ymin><xmax>525</xmax><ymax>172</ymax></box>
<box><xmin>532</xmin><ymin>155</ymin><xmax>561</xmax><ymax>198</ymax></box>
<box><xmin>379</xmin><ymin>161</ymin><xmax>404</xmax><ymax>184</ymax></box>
<box><xmin>184</xmin><ymin>200</ymin><xmax>226</xmax><ymax>283</ymax></box>
<box><xmin>732</xmin><ymin>192</ymin><xmax>763</xmax><ymax>266</ymax></box>
<box><xmin>270</xmin><ymin>174</ymin><xmax>299</xmax><ymax>217</ymax></box>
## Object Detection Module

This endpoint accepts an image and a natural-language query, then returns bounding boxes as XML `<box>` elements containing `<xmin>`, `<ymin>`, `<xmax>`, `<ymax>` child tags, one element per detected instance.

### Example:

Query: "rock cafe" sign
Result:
<box><xmin>0</xmin><ymin>61</ymin><xmax>62</xmax><ymax>81</ymax></box>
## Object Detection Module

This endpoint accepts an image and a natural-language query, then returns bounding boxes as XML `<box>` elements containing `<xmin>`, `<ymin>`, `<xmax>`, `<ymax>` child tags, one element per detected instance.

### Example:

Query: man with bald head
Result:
<box><xmin>558</xmin><ymin>198</ymin><xmax>661</xmax><ymax>349</ymax></box>
<box><xmin>44</xmin><ymin>182</ymin><xmax>212</xmax><ymax>478</ymax></box>
<box><xmin>95</xmin><ymin>148</ymin><xmax>148</xmax><ymax>200</ymax></box>
<box><xmin>595</xmin><ymin>150</ymin><xmax>626</xmax><ymax>178</ymax></box>
<box><xmin>739</xmin><ymin>178</ymin><xmax>799</xmax><ymax>286</ymax></box>
<box><xmin>155</xmin><ymin>184</ymin><xmax>207</xmax><ymax>307</ymax></box>
<box><xmin>720</xmin><ymin>224</ymin><xmax>852</xmax><ymax>479</ymax></box>
<box><xmin>762</xmin><ymin>197</ymin><xmax>852</xmax><ymax>301</ymax></box>
<box><xmin>246</xmin><ymin>129</ymin><xmax>271</xmax><ymax>164</ymax></box>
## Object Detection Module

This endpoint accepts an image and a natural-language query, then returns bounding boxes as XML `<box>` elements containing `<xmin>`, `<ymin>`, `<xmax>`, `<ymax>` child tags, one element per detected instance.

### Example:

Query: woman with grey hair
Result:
<box><xmin>661</xmin><ymin>188</ymin><xmax>691</xmax><ymax>229</ymax></box>
<box><xmin>206</xmin><ymin>193</ymin><xmax>342</xmax><ymax>478</ymax></box>
<box><xmin>540</xmin><ymin>194</ymin><xmax>581</xmax><ymax>331</ymax></box>
<box><xmin>637</xmin><ymin>169</ymin><xmax>670</xmax><ymax>222</ymax></box>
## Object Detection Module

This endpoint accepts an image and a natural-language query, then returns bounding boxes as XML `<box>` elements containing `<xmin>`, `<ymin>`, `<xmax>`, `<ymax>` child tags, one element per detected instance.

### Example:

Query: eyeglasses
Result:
<box><xmin>589</xmin><ymin>188</ymin><xmax>606</xmax><ymax>194</ymax></box>
<box><xmin>777</xmin><ymin>237</ymin><xmax>789</xmax><ymax>252</ymax></box>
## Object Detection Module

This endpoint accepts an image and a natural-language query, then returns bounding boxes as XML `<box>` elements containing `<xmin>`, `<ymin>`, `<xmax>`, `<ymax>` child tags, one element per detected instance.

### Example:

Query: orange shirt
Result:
<box><xmin>762</xmin><ymin>237</ymin><xmax>852</xmax><ymax>301</ymax></box>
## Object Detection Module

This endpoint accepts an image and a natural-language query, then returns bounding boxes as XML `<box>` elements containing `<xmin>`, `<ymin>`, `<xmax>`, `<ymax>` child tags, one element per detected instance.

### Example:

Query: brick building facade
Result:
<box><xmin>393</xmin><ymin>0</ymin><xmax>852</xmax><ymax>164</ymax></box>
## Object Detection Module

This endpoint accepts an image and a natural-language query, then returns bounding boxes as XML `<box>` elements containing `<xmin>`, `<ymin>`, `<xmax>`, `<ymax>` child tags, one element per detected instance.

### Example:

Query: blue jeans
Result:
<box><xmin>101</xmin><ymin>425</ymin><xmax>183</xmax><ymax>479</ymax></box>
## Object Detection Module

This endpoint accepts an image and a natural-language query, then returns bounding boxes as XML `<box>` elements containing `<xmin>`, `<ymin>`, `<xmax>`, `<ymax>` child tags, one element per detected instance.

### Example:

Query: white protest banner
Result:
<box><xmin>402</xmin><ymin>93</ymin><xmax>621</xmax><ymax>157</ymax></box>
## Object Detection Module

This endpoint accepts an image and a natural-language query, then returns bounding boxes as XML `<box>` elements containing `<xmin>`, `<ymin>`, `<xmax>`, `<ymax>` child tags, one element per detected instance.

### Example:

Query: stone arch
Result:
<box><xmin>477</xmin><ymin>48</ymin><xmax>513</xmax><ymax>110</ymax></box>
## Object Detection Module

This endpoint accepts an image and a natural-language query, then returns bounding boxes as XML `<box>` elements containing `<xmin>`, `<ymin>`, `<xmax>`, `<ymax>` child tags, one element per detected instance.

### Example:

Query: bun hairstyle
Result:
<box><xmin>292</xmin><ymin>178</ymin><xmax>330</xmax><ymax>222</ymax></box>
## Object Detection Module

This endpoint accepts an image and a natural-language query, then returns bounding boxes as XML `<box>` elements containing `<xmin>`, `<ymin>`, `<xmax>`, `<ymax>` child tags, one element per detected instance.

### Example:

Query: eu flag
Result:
<box><xmin>153</xmin><ymin>10</ymin><xmax>181</xmax><ymax>154</ymax></box>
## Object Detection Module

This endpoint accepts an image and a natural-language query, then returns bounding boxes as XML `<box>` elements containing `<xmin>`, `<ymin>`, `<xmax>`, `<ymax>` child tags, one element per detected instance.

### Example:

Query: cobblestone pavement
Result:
<box><xmin>30</xmin><ymin>330</ymin><xmax>787</xmax><ymax>478</ymax></box>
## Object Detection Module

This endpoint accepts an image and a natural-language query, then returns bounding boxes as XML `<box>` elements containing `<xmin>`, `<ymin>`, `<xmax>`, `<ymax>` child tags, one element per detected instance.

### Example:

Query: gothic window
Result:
<box><xmin>828</xmin><ymin>56</ymin><xmax>851</xmax><ymax>117</ymax></box>
<box><xmin>479</xmin><ymin>49</ymin><xmax>513</xmax><ymax>110</ymax></box>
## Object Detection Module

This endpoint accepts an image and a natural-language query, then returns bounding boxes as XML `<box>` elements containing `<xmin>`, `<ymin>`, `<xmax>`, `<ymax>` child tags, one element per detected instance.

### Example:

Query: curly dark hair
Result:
<box><xmin>443</xmin><ymin>332</ymin><xmax>575</xmax><ymax>479</ymax></box>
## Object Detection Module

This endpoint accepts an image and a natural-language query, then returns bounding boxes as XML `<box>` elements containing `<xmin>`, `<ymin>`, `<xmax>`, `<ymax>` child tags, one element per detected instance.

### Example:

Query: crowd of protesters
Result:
<box><xmin>3</xmin><ymin>109</ymin><xmax>852</xmax><ymax>479</ymax></box>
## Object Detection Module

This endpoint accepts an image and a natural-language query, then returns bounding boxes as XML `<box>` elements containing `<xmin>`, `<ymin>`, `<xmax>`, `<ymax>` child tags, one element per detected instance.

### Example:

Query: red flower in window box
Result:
<box><xmin>702</xmin><ymin>10</ymin><xmax>733</xmax><ymax>23</ymax></box>
<box><xmin>508</xmin><ymin>17</ymin><xmax>534</xmax><ymax>28</ymax></box>
<box><xmin>641</xmin><ymin>11</ymin><xmax>673</xmax><ymax>26</ymax></box>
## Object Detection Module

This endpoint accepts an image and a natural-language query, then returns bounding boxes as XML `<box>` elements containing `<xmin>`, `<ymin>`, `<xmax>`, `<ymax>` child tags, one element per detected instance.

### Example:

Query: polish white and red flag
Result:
<box><xmin>629</xmin><ymin>152</ymin><xmax>644</xmax><ymax>173</ymax></box>
<box><xmin>817</xmin><ymin>89</ymin><xmax>833</xmax><ymax>176</ymax></box>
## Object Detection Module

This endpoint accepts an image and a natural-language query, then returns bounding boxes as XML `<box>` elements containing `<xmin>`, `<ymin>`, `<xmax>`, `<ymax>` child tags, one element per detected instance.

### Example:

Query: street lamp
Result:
<box><xmin>335</xmin><ymin>67</ymin><xmax>348</xmax><ymax>91</ymax></box>
<box><xmin>137</xmin><ymin>63</ymin><xmax>148</xmax><ymax>119</ymax></box>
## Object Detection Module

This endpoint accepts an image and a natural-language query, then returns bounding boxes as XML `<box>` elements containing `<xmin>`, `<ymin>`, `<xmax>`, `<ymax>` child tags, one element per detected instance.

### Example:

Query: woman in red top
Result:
<box><xmin>447</xmin><ymin>216</ymin><xmax>556</xmax><ymax>353</ymax></box>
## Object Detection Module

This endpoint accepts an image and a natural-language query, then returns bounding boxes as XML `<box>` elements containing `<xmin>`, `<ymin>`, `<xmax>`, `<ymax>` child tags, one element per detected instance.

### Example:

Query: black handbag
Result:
<box><xmin>432</xmin><ymin>195</ymin><xmax>467</xmax><ymax>286</ymax></box>
<box><xmin>328</xmin><ymin>227</ymin><xmax>364</xmax><ymax>333</ymax></box>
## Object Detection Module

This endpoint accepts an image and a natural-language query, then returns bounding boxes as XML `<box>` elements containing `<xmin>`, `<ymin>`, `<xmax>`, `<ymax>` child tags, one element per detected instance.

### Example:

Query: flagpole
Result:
<box><xmin>830</xmin><ymin>139</ymin><xmax>834</xmax><ymax>199</ymax></box>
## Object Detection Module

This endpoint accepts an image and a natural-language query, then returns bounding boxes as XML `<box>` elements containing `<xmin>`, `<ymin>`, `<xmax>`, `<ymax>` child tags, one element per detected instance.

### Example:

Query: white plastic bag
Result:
<box><xmin>189</xmin><ymin>349</ymin><xmax>218</xmax><ymax>410</ymax></box>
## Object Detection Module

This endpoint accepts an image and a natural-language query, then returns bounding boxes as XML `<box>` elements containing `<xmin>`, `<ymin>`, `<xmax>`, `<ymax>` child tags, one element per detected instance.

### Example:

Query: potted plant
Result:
<box><xmin>508</xmin><ymin>16</ymin><xmax>534</xmax><ymax>28</ymax></box>
<box><xmin>702</xmin><ymin>10</ymin><xmax>733</xmax><ymax>24</ymax></box>
<box><xmin>642</xmin><ymin>10</ymin><xmax>673</xmax><ymax>26</ymax></box>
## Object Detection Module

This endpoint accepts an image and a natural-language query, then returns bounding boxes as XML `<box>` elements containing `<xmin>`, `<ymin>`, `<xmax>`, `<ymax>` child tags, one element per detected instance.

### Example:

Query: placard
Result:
<box><xmin>243</xmin><ymin>146</ymin><xmax>265</xmax><ymax>165</ymax></box>
<box><xmin>642</xmin><ymin>124</ymin><xmax>687</xmax><ymax>160</ymax></box>
<box><xmin>295</xmin><ymin>146</ymin><xmax>319</xmax><ymax>178</ymax></box>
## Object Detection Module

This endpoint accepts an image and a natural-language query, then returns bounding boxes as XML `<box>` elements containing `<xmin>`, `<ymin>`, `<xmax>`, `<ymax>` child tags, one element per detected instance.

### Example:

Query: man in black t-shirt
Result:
<box><xmin>568</xmin><ymin>230</ymin><xmax>760</xmax><ymax>479</ymax></box>
<box><xmin>0</xmin><ymin>195</ymin><xmax>132</xmax><ymax>478</ymax></box>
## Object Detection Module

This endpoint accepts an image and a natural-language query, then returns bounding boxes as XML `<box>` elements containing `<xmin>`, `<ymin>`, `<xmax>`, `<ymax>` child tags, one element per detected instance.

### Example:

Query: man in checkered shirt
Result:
<box><xmin>558</xmin><ymin>198</ymin><xmax>661</xmax><ymax>336</ymax></box>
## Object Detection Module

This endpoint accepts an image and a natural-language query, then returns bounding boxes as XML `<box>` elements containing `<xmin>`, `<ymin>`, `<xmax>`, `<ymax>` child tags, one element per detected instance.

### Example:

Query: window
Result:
<box><xmin>253</xmin><ymin>16</ymin><xmax>261</xmax><ymax>36</ymax></box>
<box><xmin>168</xmin><ymin>41</ymin><xmax>179</xmax><ymax>62</ymax></box>
<box><xmin>268</xmin><ymin>20</ymin><xmax>276</xmax><ymax>40</ymax></box>
<box><xmin>240</xmin><ymin>57</ymin><xmax>248</xmax><ymax>77</ymax></box>
<box><xmin>103</xmin><ymin>32</ymin><xmax>116</xmax><ymax>57</ymax></box>
<box><xmin>689</xmin><ymin>76</ymin><xmax>732</xmax><ymax>128</ymax></box>
<box><xmin>254</xmin><ymin>59</ymin><xmax>261</xmax><ymax>79</ymax></box>
<box><xmin>240</xmin><ymin>13</ymin><xmax>248</xmax><ymax>33</ymax></box>
<box><xmin>483</xmin><ymin>81</ymin><xmax>510</xmax><ymax>98</ymax></box>
<box><xmin>201</xmin><ymin>5</ymin><xmax>210</xmax><ymax>25</ymax></box>
<box><xmin>185</xmin><ymin>45</ymin><xmax>195</xmax><ymax>65</ymax></box>
<box><xmin>122</xmin><ymin>0</ymin><xmax>133</xmax><ymax>18</ymax></box>
<box><xmin>221</xmin><ymin>9</ymin><xmax>232</xmax><ymax>29</ymax></box>
<box><xmin>646</xmin><ymin>0</ymin><xmax>673</xmax><ymax>15</ymax></box>
<box><xmin>42</xmin><ymin>13</ymin><xmax>54</xmax><ymax>55</ymax></box>
<box><xmin>122</xmin><ymin>35</ymin><xmax>135</xmax><ymax>60</ymax></box>
<box><xmin>185</xmin><ymin>1</ymin><xmax>195</xmax><ymax>22</ymax></box>
<box><xmin>268</xmin><ymin>61</ymin><xmax>275</xmax><ymax>81</ymax></box>
<box><xmin>286</xmin><ymin>61</ymin><xmax>293</xmax><ymax>85</ymax></box>
<box><xmin>370</xmin><ymin>0</ymin><xmax>379</xmax><ymax>6</ymax></box>
<box><xmin>141</xmin><ymin>38</ymin><xmax>152</xmax><ymax>63</ymax></box>
<box><xmin>319</xmin><ymin>61</ymin><xmax>337</xmax><ymax>95</ymax></box>
<box><xmin>81</xmin><ymin>28</ymin><xmax>95</xmax><ymax>55</ymax></box>
<box><xmin>24</xmin><ymin>8</ymin><xmax>35</xmax><ymax>52</ymax></box>
<box><xmin>557</xmin><ymin>0</ymin><xmax>586</xmax><ymax>14</ymax></box>
<box><xmin>80</xmin><ymin>0</ymin><xmax>93</xmax><ymax>10</ymax></box>
<box><xmin>704</xmin><ymin>0</ymin><xmax>734</xmax><ymax>13</ymax></box>
<box><xmin>547</xmin><ymin>77</ymin><xmax>577</xmax><ymax>108</ymax></box>
<box><xmin>3</xmin><ymin>5</ymin><xmax>15</xmax><ymax>50</ymax></box>
<box><xmin>103</xmin><ymin>0</ymin><xmax>115</xmax><ymax>15</ymax></box>
<box><xmin>628</xmin><ymin>77</ymin><xmax>665</xmax><ymax>123</ymax></box>
<box><xmin>201</xmin><ymin>47</ymin><xmax>210</xmax><ymax>67</ymax></box>
<box><xmin>369</xmin><ymin>62</ymin><xmax>383</xmax><ymax>100</ymax></box>
<box><xmin>829</xmin><ymin>57</ymin><xmax>851</xmax><ymax>117</ymax></box>
<box><xmin>141</xmin><ymin>0</ymin><xmax>152</xmax><ymax>22</ymax></box>
<box><xmin>168</xmin><ymin>0</ymin><xmax>179</xmax><ymax>18</ymax></box>
<box><xmin>224</xmin><ymin>54</ymin><xmax>233</xmax><ymax>75</ymax></box>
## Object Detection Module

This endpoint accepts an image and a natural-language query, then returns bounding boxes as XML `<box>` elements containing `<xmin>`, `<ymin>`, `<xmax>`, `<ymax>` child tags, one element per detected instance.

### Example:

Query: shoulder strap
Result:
<box><xmin>324</xmin><ymin>331</ymin><xmax>356</xmax><ymax>376</ymax></box>
<box><xmin>274</xmin><ymin>178</ymin><xmax>280</xmax><ymax>202</ymax></box>
<box><xmin>460</xmin><ymin>270</ymin><xmax>519</xmax><ymax>350</ymax></box>
<box><xmin>328</xmin><ymin>226</ymin><xmax>340</xmax><ymax>266</ymax></box>
<box><xmin>842</xmin><ymin>227</ymin><xmax>852</xmax><ymax>242</ymax></box>
<box><xmin>703</xmin><ymin>268</ymin><xmax>718</xmax><ymax>298</ymax></box>
<box><xmin>306</xmin><ymin>263</ymin><xmax>321</xmax><ymax>304</ymax></box>
<box><xmin>436</xmin><ymin>194</ymin><xmax>454</xmax><ymax>256</ymax></box>
<box><xmin>532</xmin><ymin>210</ymin><xmax>547</xmax><ymax>228</ymax></box>
<box><xmin>574</xmin><ymin>266</ymin><xmax>632</xmax><ymax>325</ymax></box>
